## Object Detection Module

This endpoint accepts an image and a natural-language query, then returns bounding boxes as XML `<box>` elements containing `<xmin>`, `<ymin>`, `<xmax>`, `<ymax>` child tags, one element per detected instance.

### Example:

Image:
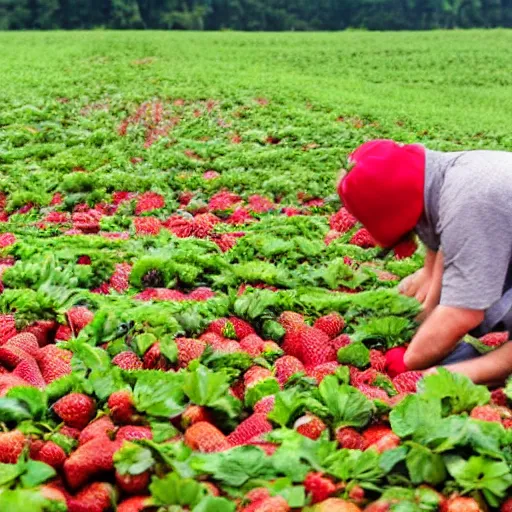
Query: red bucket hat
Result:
<box><xmin>338</xmin><ymin>140</ymin><xmax>426</xmax><ymax>247</ymax></box>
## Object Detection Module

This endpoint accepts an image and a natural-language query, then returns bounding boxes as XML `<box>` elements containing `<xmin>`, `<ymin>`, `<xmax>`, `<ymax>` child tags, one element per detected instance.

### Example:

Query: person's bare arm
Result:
<box><xmin>404</xmin><ymin>305</ymin><xmax>484</xmax><ymax>370</ymax></box>
<box><xmin>428</xmin><ymin>341</ymin><xmax>512</xmax><ymax>386</ymax></box>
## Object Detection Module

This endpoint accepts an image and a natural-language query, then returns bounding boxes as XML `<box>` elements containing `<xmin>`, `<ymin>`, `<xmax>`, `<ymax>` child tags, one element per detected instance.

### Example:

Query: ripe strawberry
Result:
<box><xmin>242</xmin><ymin>496</ymin><xmax>290</xmax><ymax>512</ymax></box>
<box><xmin>0</xmin><ymin>314</ymin><xmax>16</xmax><ymax>345</ymax></box>
<box><xmin>135</xmin><ymin>192</ymin><xmax>165</xmax><ymax>215</ymax></box>
<box><xmin>279</xmin><ymin>311</ymin><xmax>305</xmax><ymax>330</ymax></box>
<box><xmin>64</xmin><ymin>437</ymin><xmax>119</xmax><ymax>489</ymax></box>
<box><xmin>108</xmin><ymin>390</ymin><xmax>138</xmax><ymax>425</ymax></box>
<box><xmin>188</xmin><ymin>287</ymin><xmax>215</xmax><ymax>301</ymax></box>
<box><xmin>40</xmin><ymin>485</ymin><xmax>67</xmax><ymax>504</ymax></box>
<box><xmin>13</xmin><ymin>358</ymin><xmax>45</xmax><ymax>388</ymax></box>
<box><xmin>115</xmin><ymin>471</ymin><xmax>150</xmax><ymax>495</ymax></box>
<box><xmin>55</xmin><ymin>324</ymin><xmax>73</xmax><ymax>341</ymax></box>
<box><xmin>356</xmin><ymin>384</ymin><xmax>390</xmax><ymax>401</ymax></box>
<box><xmin>364</xmin><ymin>502</ymin><xmax>391</xmax><ymax>512</ymax></box>
<box><xmin>330</xmin><ymin>208</ymin><xmax>357</xmax><ymax>233</ymax></box>
<box><xmin>246</xmin><ymin>487</ymin><xmax>271</xmax><ymax>504</ymax></box>
<box><xmin>23</xmin><ymin>320</ymin><xmax>57</xmax><ymax>347</ymax></box>
<box><xmin>0</xmin><ymin>344</ymin><xmax>32</xmax><ymax>369</ymax></box>
<box><xmin>112</xmin><ymin>351</ymin><xmax>143</xmax><ymax>370</ymax></box>
<box><xmin>479</xmin><ymin>331</ymin><xmax>509</xmax><ymax>348</ymax></box>
<box><xmin>364</xmin><ymin>427</ymin><xmax>400</xmax><ymax>454</ymax></box>
<box><xmin>392</xmin><ymin>371</ymin><xmax>422</xmax><ymax>394</ymax></box>
<box><xmin>261</xmin><ymin>341</ymin><xmax>283</xmax><ymax>357</ymax></box>
<box><xmin>67</xmin><ymin>306</ymin><xmax>94</xmax><ymax>335</ymax></box>
<box><xmin>240</xmin><ymin>334</ymin><xmax>265</xmax><ymax>357</ymax></box>
<box><xmin>176</xmin><ymin>337</ymin><xmax>206</xmax><ymax>368</ymax></box>
<box><xmin>299</xmin><ymin>326</ymin><xmax>337</xmax><ymax>367</ymax></box>
<box><xmin>470</xmin><ymin>405</ymin><xmax>502</xmax><ymax>423</ymax></box>
<box><xmin>335</xmin><ymin>427</ymin><xmax>367</xmax><ymax>450</ymax></box>
<box><xmin>182</xmin><ymin>405</ymin><xmax>212</xmax><ymax>428</ymax></box>
<box><xmin>314</xmin><ymin>313</ymin><xmax>345</xmax><ymax>339</ymax></box>
<box><xmin>304</xmin><ymin>472</ymin><xmax>337</xmax><ymax>504</ymax></box>
<box><xmin>110</xmin><ymin>263</ymin><xmax>132</xmax><ymax>293</ymax></box>
<box><xmin>306</xmin><ymin>362</ymin><xmax>340</xmax><ymax>384</ymax></box>
<box><xmin>0</xmin><ymin>374</ymin><xmax>35</xmax><ymax>396</ymax></box>
<box><xmin>281</xmin><ymin>327</ymin><xmax>303</xmax><ymax>360</ymax></box>
<box><xmin>362</xmin><ymin>425</ymin><xmax>394</xmax><ymax>446</ymax></box>
<box><xmin>369</xmin><ymin>350</ymin><xmax>386</xmax><ymax>372</ymax></box>
<box><xmin>134</xmin><ymin>216</ymin><xmax>161</xmax><ymax>235</ymax></box>
<box><xmin>244</xmin><ymin>366</ymin><xmax>274</xmax><ymax>388</ymax></box>
<box><xmin>313</xmin><ymin>499</ymin><xmax>362</xmax><ymax>511</ymax></box>
<box><xmin>66</xmin><ymin>482</ymin><xmax>114</xmax><ymax>512</ymax></box>
<box><xmin>142</xmin><ymin>342</ymin><xmax>170</xmax><ymax>371</ymax></box>
<box><xmin>275</xmin><ymin>356</ymin><xmax>305</xmax><ymax>386</ymax></box>
<box><xmin>184</xmin><ymin>422</ymin><xmax>231</xmax><ymax>453</ymax></box>
<box><xmin>227</xmin><ymin>413</ymin><xmax>273</xmax><ymax>446</ymax></box>
<box><xmin>501</xmin><ymin>498</ymin><xmax>512</xmax><ymax>512</ymax></box>
<box><xmin>440</xmin><ymin>496</ymin><xmax>482</xmax><ymax>512</ymax></box>
<box><xmin>0</xmin><ymin>430</ymin><xmax>25</xmax><ymax>463</ymax></box>
<box><xmin>350</xmin><ymin>228</ymin><xmax>376</xmax><ymax>248</ymax></box>
<box><xmin>53</xmin><ymin>393</ymin><xmax>96</xmax><ymax>429</ymax></box>
<box><xmin>253</xmin><ymin>395</ymin><xmax>276</xmax><ymax>415</ymax></box>
<box><xmin>37</xmin><ymin>346</ymin><xmax>72</xmax><ymax>383</ymax></box>
<box><xmin>491</xmin><ymin>388</ymin><xmax>508</xmax><ymax>407</ymax></box>
<box><xmin>33</xmin><ymin>441</ymin><xmax>66</xmax><ymax>469</ymax></box>
<box><xmin>0</xmin><ymin>232</ymin><xmax>16</xmax><ymax>248</ymax></box>
<box><xmin>229</xmin><ymin>317</ymin><xmax>256</xmax><ymax>340</ymax></box>
<box><xmin>60</xmin><ymin>426</ymin><xmax>81</xmax><ymax>440</ymax></box>
<box><xmin>117</xmin><ymin>426</ymin><xmax>153</xmax><ymax>442</ymax></box>
<box><xmin>117</xmin><ymin>496</ymin><xmax>150</xmax><ymax>512</ymax></box>
<box><xmin>331</xmin><ymin>334</ymin><xmax>352</xmax><ymax>352</ymax></box>
<box><xmin>79</xmin><ymin>416</ymin><xmax>116</xmax><ymax>446</ymax></box>
<box><xmin>294</xmin><ymin>414</ymin><xmax>327</xmax><ymax>440</ymax></box>
<box><xmin>394</xmin><ymin>238</ymin><xmax>417</xmax><ymax>259</ymax></box>
<box><xmin>2</xmin><ymin>334</ymin><xmax>38</xmax><ymax>361</ymax></box>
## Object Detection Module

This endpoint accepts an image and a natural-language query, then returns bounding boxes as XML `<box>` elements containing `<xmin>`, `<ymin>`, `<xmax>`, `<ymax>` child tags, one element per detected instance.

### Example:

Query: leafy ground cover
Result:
<box><xmin>0</xmin><ymin>31</ymin><xmax>511</xmax><ymax>511</ymax></box>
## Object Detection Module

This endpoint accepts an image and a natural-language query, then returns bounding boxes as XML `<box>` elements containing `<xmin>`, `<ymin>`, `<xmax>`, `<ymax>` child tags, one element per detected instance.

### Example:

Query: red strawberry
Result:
<box><xmin>208</xmin><ymin>318</ymin><xmax>230</xmax><ymax>336</ymax></box>
<box><xmin>117</xmin><ymin>426</ymin><xmax>153</xmax><ymax>442</ymax></box>
<box><xmin>330</xmin><ymin>208</ymin><xmax>357</xmax><ymax>233</ymax></box>
<box><xmin>369</xmin><ymin>350</ymin><xmax>386</xmax><ymax>372</ymax></box>
<box><xmin>440</xmin><ymin>496</ymin><xmax>482</xmax><ymax>512</ymax></box>
<box><xmin>115</xmin><ymin>471</ymin><xmax>150</xmax><ymax>495</ymax></box>
<box><xmin>0</xmin><ymin>345</ymin><xmax>32</xmax><ymax>369</ymax></box>
<box><xmin>246</xmin><ymin>488</ymin><xmax>271</xmax><ymax>504</ymax></box>
<box><xmin>242</xmin><ymin>496</ymin><xmax>290</xmax><ymax>512</ymax></box>
<box><xmin>392</xmin><ymin>371</ymin><xmax>422</xmax><ymax>394</ymax></box>
<box><xmin>37</xmin><ymin>345</ymin><xmax>72</xmax><ymax>383</ymax></box>
<box><xmin>350</xmin><ymin>228</ymin><xmax>376</xmax><ymax>248</ymax></box>
<box><xmin>227</xmin><ymin>413</ymin><xmax>273</xmax><ymax>446</ymax></box>
<box><xmin>79</xmin><ymin>416</ymin><xmax>116</xmax><ymax>446</ymax></box>
<box><xmin>281</xmin><ymin>328</ymin><xmax>303</xmax><ymax>360</ymax></box>
<box><xmin>40</xmin><ymin>485</ymin><xmax>67</xmax><ymax>504</ymax></box>
<box><xmin>67</xmin><ymin>307</ymin><xmax>94</xmax><ymax>335</ymax></box>
<box><xmin>176</xmin><ymin>337</ymin><xmax>206</xmax><ymax>367</ymax></box>
<box><xmin>501</xmin><ymin>498</ymin><xmax>512</xmax><ymax>512</ymax></box>
<box><xmin>294</xmin><ymin>414</ymin><xmax>327</xmax><ymax>440</ymax></box>
<box><xmin>324</xmin><ymin>230</ymin><xmax>341</xmax><ymax>246</ymax></box>
<box><xmin>240</xmin><ymin>334</ymin><xmax>265</xmax><ymax>357</ymax></box>
<box><xmin>314</xmin><ymin>313</ymin><xmax>344</xmax><ymax>339</ymax></box>
<box><xmin>363</xmin><ymin>425</ymin><xmax>400</xmax><ymax>453</ymax></box>
<box><xmin>335</xmin><ymin>427</ymin><xmax>367</xmax><ymax>450</ymax></box>
<box><xmin>0</xmin><ymin>314</ymin><xmax>17</xmax><ymax>345</ymax></box>
<box><xmin>479</xmin><ymin>332</ymin><xmax>509</xmax><ymax>348</ymax></box>
<box><xmin>184</xmin><ymin>422</ymin><xmax>231</xmax><ymax>453</ymax></box>
<box><xmin>314</xmin><ymin>499</ymin><xmax>362</xmax><ymax>511</ymax></box>
<box><xmin>64</xmin><ymin>437</ymin><xmax>119</xmax><ymax>489</ymax></box>
<box><xmin>55</xmin><ymin>324</ymin><xmax>73</xmax><ymax>341</ymax></box>
<box><xmin>66</xmin><ymin>482</ymin><xmax>113</xmax><ymax>512</ymax></box>
<box><xmin>117</xmin><ymin>496</ymin><xmax>150</xmax><ymax>512</ymax></box>
<box><xmin>299</xmin><ymin>326</ymin><xmax>337</xmax><ymax>367</ymax></box>
<box><xmin>394</xmin><ymin>238</ymin><xmax>417</xmax><ymax>259</ymax></box>
<box><xmin>108</xmin><ymin>390</ymin><xmax>138</xmax><ymax>425</ymax></box>
<box><xmin>229</xmin><ymin>317</ymin><xmax>256</xmax><ymax>340</ymax></box>
<box><xmin>275</xmin><ymin>356</ymin><xmax>305</xmax><ymax>386</ymax></box>
<box><xmin>244</xmin><ymin>366</ymin><xmax>274</xmax><ymax>388</ymax></box>
<box><xmin>33</xmin><ymin>441</ymin><xmax>66</xmax><ymax>469</ymax></box>
<box><xmin>261</xmin><ymin>341</ymin><xmax>283</xmax><ymax>357</ymax></box>
<box><xmin>142</xmin><ymin>342</ymin><xmax>170</xmax><ymax>371</ymax></box>
<box><xmin>60</xmin><ymin>426</ymin><xmax>81</xmax><ymax>440</ymax></box>
<box><xmin>364</xmin><ymin>502</ymin><xmax>391</xmax><ymax>512</ymax></box>
<box><xmin>53</xmin><ymin>393</ymin><xmax>96</xmax><ymax>429</ymax></box>
<box><xmin>0</xmin><ymin>430</ymin><xmax>26</xmax><ymax>463</ymax></box>
<box><xmin>23</xmin><ymin>320</ymin><xmax>57</xmax><ymax>347</ymax></box>
<box><xmin>331</xmin><ymin>334</ymin><xmax>352</xmax><ymax>352</ymax></box>
<box><xmin>279</xmin><ymin>311</ymin><xmax>305</xmax><ymax>330</ymax></box>
<box><xmin>112</xmin><ymin>351</ymin><xmax>143</xmax><ymax>370</ymax></box>
<box><xmin>355</xmin><ymin>384</ymin><xmax>389</xmax><ymax>401</ymax></box>
<box><xmin>304</xmin><ymin>472</ymin><xmax>337</xmax><ymax>504</ymax></box>
<box><xmin>110</xmin><ymin>263</ymin><xmax>132</xmax><ymax>293</ymax></box>
<box><xmin>188</xmin><ymin>287</ymin><xmax>215</xmax><ymax>301</ymax></box>
<box><xmin>134</xmin><ymin>217</ymin><xmax>161</xmax><ymax>235</ymax></box>
<box><xmin>182</xmin><ymin>405</ymin><xmax>212</xmax><ymax>428</ymax></box>
<box><xmin>135</xmin><ymin>192</ymin><xmax>165</xmax><ymax>215</ymax></box>
<box><xmin>306</xmin><ymin>362</ymin><xmax>340</xmax><ymax>384</ymax></box>
<box><xmin>491</xmin><ymin>388</ymin><xmax>508</xmax><ymax>407</ymax></box>
<box><xmin>362</xmin><ymin>425</ymin><xmax>393</xmax><ymax>446</ymax></box>
<box><xmin>13</xmin><ymin>357</ymin><xmax>45</xmax><ymax>388</ymax></box>
<box><xmin>253</xmin><ymin>395</ymin><xmax>276</xmax><ymax>415</ymax></box>
<box><xmin>0</xmin><ymin>374</ymin><xmax>34</xmax><ymax>396</ymax></box>
<box><xmin>470</xmin><ymin>405</ymin><xmax>502</xmax><ymax>423</ymax></box>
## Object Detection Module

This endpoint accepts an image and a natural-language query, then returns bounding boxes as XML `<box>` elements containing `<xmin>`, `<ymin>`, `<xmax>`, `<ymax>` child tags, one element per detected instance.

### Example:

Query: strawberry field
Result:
<box><xmin>0</xmin><ymin>31</ymin><xmax>511</xmax><ymax>512</ymax></box>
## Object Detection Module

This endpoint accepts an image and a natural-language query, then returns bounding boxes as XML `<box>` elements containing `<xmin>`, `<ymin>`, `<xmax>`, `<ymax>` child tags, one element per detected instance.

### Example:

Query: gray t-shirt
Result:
<box><xmin>416</xmin><ymin>149</ymin><xmax>512</xmax><ymax>312</ymax></box>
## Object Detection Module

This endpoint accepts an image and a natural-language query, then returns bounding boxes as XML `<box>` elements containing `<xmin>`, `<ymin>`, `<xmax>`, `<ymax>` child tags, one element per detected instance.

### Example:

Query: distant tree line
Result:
<box><xmin>1</xmin><ymin>0</ymin><xmax>512</xmax><ymax>30</ymax></box>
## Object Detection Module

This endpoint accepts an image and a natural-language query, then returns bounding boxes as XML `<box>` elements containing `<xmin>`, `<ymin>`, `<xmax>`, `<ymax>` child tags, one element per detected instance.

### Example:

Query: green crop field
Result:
<box><xmin>0</xmin><ymin>31</ymin><xmax>511</xmax><ymax>511</ymax></box>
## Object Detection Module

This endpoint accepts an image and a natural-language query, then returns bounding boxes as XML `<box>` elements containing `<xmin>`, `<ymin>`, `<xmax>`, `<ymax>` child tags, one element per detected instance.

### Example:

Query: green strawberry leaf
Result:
<box><xmin>405</xmin><ymin>443</ymin><xmax>447</xmax><ymax>485</ymax></box>
<box><xmin>183</xmin><ymin>365</ymin><xmax>230</xmax><ymax>406</ymax></box>
<box><xmin>379</xmin><ymin>446</ymin><xmax>409</xmax><ymax>473</ymax></box>
<box><xmin>0</xmin><ymin>461</ymin><xmax>25</xmax><ymax>486</ymax></box>
<box><xmin>245</xmin><ymin>379</ymin><xmax>280</xmax><ymax>409</ymax></box>
<box><xmin>149</xmin><ymin>421</ymin><xmax>179</xmax><ymax>443</ymax></box>
<box><xmin>88</xmin><ymin>366</ymin><xmax>126</xmax><ymax>400</ymax></box>
<box><xmin>0</xmin><ymin>398</ymin><xmax>33</xmax><ymax>423</ymax></box>
<box><xmin>134</xmin><ymin>333</ymin><xmax>157</xmax><ymax>356</ymax></box>
<box><xmin>337</xmin><ymin>341</ymin><xmax>370</xmax><ymax>368</ymax></box>
<box><xmin>150</xmin><ymin>472</ymin><xmax>206</xmax><ymax>507</ymax></box>
<box><xmin>6</xmin><ymin>388</ymin><xmax>47</xmax><ymax>420</ymax></box>
<box><xmin>192</xmin><ymin>497</ymin><xmax>236</xmax><ymax>512</ymax></box>
<box><xmin>114</xmin><ymin>442</ymin><xmax>155</xmax><ymax>476</ymax></box>
<box><xmin>20</xmin><ymin>460</ymin><xmax>56</xmax><ymax>488</ymax></box>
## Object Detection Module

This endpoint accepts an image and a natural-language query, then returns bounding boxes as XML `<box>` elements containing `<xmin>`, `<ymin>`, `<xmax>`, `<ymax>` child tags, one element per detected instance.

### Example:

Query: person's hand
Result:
<box><xmin>398</xmin><ymin>268</ymin><xmax>431</xmax><ymax>303</ymax></box>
